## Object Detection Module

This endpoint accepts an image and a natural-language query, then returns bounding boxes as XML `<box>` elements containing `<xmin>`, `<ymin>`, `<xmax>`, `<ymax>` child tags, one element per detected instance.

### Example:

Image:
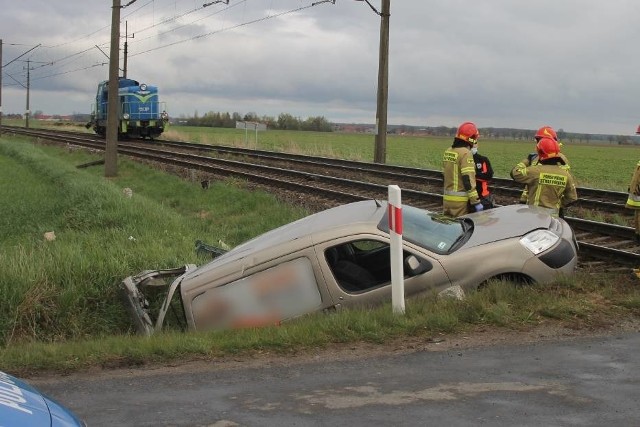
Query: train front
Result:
<box><xmin>119</xmin><ymin>82</ymin><xmax>168</xmax><ymax>139</ymax></box>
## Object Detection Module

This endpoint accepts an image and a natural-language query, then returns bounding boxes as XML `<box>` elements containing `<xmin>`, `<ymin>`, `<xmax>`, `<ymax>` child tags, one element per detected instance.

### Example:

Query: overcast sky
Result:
<box><xmin>2</xmin><ymin>0</ymin><xmax>640</xmax><ymax>135</ymax></box>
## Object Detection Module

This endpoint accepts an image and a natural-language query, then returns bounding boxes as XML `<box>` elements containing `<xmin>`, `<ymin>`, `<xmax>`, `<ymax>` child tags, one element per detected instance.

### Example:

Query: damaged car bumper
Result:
<box><xmin>120</xmin><ymin>265</ymin><xmax>196</xmax><ymax>336</ymax></box>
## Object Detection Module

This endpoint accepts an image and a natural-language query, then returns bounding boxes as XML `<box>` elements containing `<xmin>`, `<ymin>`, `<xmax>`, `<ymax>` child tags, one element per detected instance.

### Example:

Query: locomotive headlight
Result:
<box><xmin>123</xmin><ymin>113</ymin><xmax>130</xmax><ymax>120</ymax></box>
<box><xmin>140</xmin><ymin>84</ymin><xmax>147</xmax><ymax>91</ymax></box>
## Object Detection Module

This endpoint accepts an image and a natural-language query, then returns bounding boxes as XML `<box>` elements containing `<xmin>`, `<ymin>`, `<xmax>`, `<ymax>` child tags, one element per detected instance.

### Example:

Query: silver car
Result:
<box><xmin>121</xmin><ymin>201</ymin><xmax>578</xmax><ymax>335</ymax></box>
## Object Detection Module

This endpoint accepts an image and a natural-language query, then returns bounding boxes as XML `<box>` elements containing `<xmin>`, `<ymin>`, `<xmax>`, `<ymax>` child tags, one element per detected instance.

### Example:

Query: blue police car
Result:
<box><xmin>0</xmin><ymin>370</ymin><xmax>85</xmax><ymax>426</ymax></box>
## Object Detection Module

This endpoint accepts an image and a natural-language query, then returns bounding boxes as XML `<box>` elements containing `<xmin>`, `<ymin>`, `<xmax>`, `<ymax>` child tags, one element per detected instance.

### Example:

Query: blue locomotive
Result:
<box><xmin>88</xmin><ymin>77</ymin><xmax>168</xmax><ymax>139</ymax></box>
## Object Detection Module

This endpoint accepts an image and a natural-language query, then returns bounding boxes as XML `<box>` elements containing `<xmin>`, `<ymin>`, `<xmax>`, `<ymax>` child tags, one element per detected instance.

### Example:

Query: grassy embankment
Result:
<box><xmin>0</xmin><ymin>132</ymin><xmax>639</xmax><ymax>376</ymax></box>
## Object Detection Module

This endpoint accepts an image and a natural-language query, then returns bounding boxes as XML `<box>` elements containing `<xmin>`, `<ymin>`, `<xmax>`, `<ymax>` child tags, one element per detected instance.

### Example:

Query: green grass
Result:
<box><xmin>0</xmin><ymin>133</ymin><xmax>639</xmax><ymax>375</ymax></box>
<box><xmin>0</xmin><ymin>136</ymin><xmax>306</xmax><ymax>347</ymax></box>
<box><xmin>1</xmin><ymin>273</ymin><xmax>637</xmax><ymax>377</ymax></box>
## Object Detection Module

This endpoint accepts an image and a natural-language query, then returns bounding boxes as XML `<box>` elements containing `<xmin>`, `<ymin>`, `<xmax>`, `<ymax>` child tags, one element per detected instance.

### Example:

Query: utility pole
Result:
<box><xmin>1</xmin><ymin>43</ymin><xmax>40</xmax><ymax>134</ymax></box>
<box><xmin>105</xmin><ymin>0</ymin><xmax>121</xmax><ymax>177</ymax></box>
<box><xmin>25</xmin><ymin>59</ymin><xmax>30</xmax><ymax>128</ymax></box>
<box><xmin>123</xmin><ymin>21</ymin><xmax>134</xmax><ymax>79</ymax></box>
<box><xmin>0</xmin><ymin>39</ymin><xmax>3</xmax><ymax>137</ymax></box>
<box><xmin>374</xmin><ymin>0</ymin><xmax>390</xmax><ymax>164</ymax></box>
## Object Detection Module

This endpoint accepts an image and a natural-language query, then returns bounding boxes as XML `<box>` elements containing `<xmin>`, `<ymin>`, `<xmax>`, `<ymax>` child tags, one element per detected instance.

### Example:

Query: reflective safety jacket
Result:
<box><xmin>519</xmin><ymin>153</ymin><xmax>571</xmax><ymax>203</ymax></box>
<box><xmin>626</xmin><ymin>160</ymin><xmax>640</xmax><ymax>209</ymax></box>
<box><xmin>511</xmin><ymin>159</ymin><xmax>577</xmax><ymax>212</ymax></box>
<box><xmin>473</xmin><ymin>152</ymin><xmax>493</xmax><ymax>198</ymax></box>
<box><xmin>443</xmin><ymin>140</ymin><xmax>480</xmax><ymax>209</ymax></box>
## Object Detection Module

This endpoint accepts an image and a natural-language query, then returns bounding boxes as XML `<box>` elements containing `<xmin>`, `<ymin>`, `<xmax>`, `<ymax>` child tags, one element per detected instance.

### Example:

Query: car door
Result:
<box><xmin>315</xmin><ymin>235</ymin><xmax>452</xmax><ymax>310</ymax></box>
<box><xmin>189</xmin><ymin>255</ymin><xmax>324</xmax><ymax>330</ymax></box>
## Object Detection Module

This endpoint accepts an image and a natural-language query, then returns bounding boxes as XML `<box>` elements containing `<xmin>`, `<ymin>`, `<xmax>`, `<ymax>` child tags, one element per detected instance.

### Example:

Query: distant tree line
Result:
<box><xmin>385</xmin><ymin>124</ymin><xmax>636</xmax><ymax>145</ymax></box>
<box><xmin>4</xmin><ymin>112</ymin><xmax>91</xmax><ymax>122</ymax></box>
<box><xmin>178</xmin><ymin>111</ymin><xmax>333</xmax><ymax>132</ymax></box>
<box><xmin>6</xmin><ymin>107</ymin><xmax>636</xmax><ymax>144</ymax></box>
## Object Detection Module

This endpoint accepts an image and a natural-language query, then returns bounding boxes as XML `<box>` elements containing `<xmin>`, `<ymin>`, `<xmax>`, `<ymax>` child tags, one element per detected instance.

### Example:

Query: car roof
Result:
<box><xmin>188</xmin><ymin>200</ymin><xmax>387</xmax><ymax>278</ymax></box>
<box><xmin>230</xmin><ymin>199</ymin><xmax>384</xmax><ymax>251</ymax></box>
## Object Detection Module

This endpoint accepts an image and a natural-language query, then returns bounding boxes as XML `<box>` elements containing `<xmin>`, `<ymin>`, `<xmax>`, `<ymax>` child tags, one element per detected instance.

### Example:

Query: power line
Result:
<box><xmin>2</xmin><ymin>0</ymin><xmax>334</xmax><ymax>85</ymax></box>
<box><xmin>131</xmin><ymin>3</ymin><xmax>213</xmax><ymax>37</ymax></box>
<box><xmin>131</xmin><ymin>1</ymin><xmax>324</xmax><ymax>57</ymax></box>
<box><xmin>2</xmin><ymin>44</ymin><xmax>41</xmax><ymax>68</ymax></box>
<box><xmin>4</xmin><ymin>1</ymin><xmax>204</xmax><ymax>74</ymax></box>
<box><xmin>133</xmin><ymin>0</ymin><xmax>244</xmax><ymax>44</ymax></box>
<box><xmin>25</xmin><ymin>0</ymin><xmax>149</xmax><ymax>52</ymax></box>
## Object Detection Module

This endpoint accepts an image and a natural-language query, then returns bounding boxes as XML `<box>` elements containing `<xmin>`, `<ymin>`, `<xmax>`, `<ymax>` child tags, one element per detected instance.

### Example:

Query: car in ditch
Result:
<box><xmin>121</xmin><ymin>201</ymin><xmax>578</xmax><ymax>335</ymax></box>
<box><xmin>0</xmin><ymin>370</ymin><xmax>86</xmax><ymax>426</ymax></box>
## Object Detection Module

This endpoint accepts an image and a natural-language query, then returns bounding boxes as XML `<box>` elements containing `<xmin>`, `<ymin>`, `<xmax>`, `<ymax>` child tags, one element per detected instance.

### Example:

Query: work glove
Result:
<box><xmin>527</xmin><ymin>153</ymin><xmax>537</xmax><ymax>164</ymax></box>
<box><xmin>474</xmin><ymin>203</ymin><xmax>484</xmax><ymax>212</ymax></box>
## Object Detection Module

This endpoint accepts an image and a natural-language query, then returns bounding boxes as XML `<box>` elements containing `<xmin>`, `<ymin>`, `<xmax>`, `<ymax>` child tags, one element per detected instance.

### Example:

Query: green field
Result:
<box><xmin>4</xmin><ymin>119</ymin><xmax>637</xmax><ymax>190</ymax></box>
<box><xmin>164</xmin><ymin>125</ymin><xmax>636</xmax><ymax>191</ymax></box>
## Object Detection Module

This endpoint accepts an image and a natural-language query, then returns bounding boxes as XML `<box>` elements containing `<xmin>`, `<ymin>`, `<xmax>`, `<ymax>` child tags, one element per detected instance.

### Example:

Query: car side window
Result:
<box><xmin>325</xmin><ymin>240</ymin><xmax>392</xmax><ymax>293</ymax></box>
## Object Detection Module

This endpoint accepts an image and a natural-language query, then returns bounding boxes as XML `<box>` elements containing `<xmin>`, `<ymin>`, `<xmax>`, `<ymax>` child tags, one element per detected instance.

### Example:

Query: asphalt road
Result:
<box><xmin>31</xmin><ymin>332</ymin><xmax>640</xmax><ymax>426</ymax></box>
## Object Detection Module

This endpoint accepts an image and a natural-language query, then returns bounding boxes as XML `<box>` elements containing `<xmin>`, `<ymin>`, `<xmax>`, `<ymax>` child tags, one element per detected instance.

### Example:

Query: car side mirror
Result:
<box><xmin>404</xmin><ymin>255</ymin><xmax>432</xmax><ymax>276</ymax></box>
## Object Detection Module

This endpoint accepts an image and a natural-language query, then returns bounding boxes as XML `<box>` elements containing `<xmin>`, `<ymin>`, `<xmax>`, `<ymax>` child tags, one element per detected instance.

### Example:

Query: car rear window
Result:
<box><xmin>378</xmin><ymin>205</ymin><xmax>464</xmax><ymax>254</ymax></box>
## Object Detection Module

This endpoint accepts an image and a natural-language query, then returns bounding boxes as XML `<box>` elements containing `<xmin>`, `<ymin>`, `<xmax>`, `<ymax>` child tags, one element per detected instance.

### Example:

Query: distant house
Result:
<box><xmin>34</xmin><ymin>114</ymin><xmax>73</xmax><ymax>121</ymax></box>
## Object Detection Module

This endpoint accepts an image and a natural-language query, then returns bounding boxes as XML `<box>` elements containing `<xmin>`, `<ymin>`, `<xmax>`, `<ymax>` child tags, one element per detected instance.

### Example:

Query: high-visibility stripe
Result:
<box><xmin>388</xmin><ymin>204</ymin><xmax>403</xmax><ymax>234</ymax></box>
<box><xmin>444</xmin><ymin>194</ymin><xmax>469</xmax><ymax>202</ymax></box>
<box><xmin>444</xmin><ymin>149</ymin><xmax>459</xmax><ymax>191</ymax></box>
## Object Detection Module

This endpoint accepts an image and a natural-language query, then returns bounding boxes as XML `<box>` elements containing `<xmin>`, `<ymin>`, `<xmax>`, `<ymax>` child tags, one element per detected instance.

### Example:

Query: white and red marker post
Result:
<box><xmin>388</xmin><ymin>185</ymin><xmax>405</xmax><ymax>314</ymax></box>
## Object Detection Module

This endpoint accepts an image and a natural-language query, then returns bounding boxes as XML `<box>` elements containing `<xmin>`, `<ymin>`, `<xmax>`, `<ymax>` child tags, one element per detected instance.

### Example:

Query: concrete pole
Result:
<box><xmin>25</xmin><ymin>60</ymin><xmax>30</xmax><ymax>128</ymax></box>
<box><xmin>123</xmin><ymin>21</ymin><xmax>128</xmax><ymax>79</ymax></box>
<box><xmin>0</xmin><ymin>39</ymin><xmax>3</xmax><ymax>137</ymax></box>
<box><xmin>373</xmin><ymin>0</ymin><xmax>390</xmax><ymax>164</ymax></box>
<box><xmin>105</xmin><ymin>0</ymin><xmax>121</xmax><ymax>177</ymax></box>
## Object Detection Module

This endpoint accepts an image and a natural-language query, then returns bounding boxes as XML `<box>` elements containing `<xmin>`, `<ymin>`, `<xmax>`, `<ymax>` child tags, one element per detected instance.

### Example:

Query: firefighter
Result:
<box><xmin>443</xmin><ymin>121</ymin><xmax>483</xmax><ymax>217</ymax></box>
<box><xmin>625</xmin><ymin>159</ymin><xmax>640</xmax><ymax>242</ymax></box>
<box><xmin>511</xmin><ymin>137</ymin><xmax>577</xmax><ymax>217</ymax></box>
<box><xmin>471</xmin><ymin>140</ymin><xmax>495</xmax><ymax>209</ymax></box>
<box><xmin>520</xmin><ymin>126</ymin><xmax>570</xmax><ymax>203</ymax></box>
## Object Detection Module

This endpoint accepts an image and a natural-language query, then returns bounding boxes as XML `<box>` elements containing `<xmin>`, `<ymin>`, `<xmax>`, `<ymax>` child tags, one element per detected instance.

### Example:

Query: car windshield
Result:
<box><xmin>378</xmin><ymin>205</ymin><xmax>467</xmax><ymax>254</ymax></box>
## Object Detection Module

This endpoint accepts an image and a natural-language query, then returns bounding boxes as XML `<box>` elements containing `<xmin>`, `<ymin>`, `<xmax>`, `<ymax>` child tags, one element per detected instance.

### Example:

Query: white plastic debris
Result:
<box><xmin>438</xmin><ymin>285</ymin><xmax>465</xmax><ymax>300</ymax></box>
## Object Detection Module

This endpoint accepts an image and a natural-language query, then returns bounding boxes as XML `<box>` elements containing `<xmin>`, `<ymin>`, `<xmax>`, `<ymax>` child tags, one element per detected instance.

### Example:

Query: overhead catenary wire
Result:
<box><xmin>132</xmin><ymin>0</ymin><xmax>245</xmax><ymax>44</ymax></box>
<box><xmin>131</xmin><ymin>2</ymin><xmax>221</xmax><ymax>38</ymax></box>
<box><xmin>1</xmin><ymin>0</ymin><xmax>335</xmax><ymax>88</ymax></box>
<box><xmin>0</xmin><ymin>0</ymin><xmax>147</xmax><ymax>85</ymax></box>
<box><xmin>131</xmin><ymin>1</ymin><xmax>326</xmax><ymax>57</ymax></box>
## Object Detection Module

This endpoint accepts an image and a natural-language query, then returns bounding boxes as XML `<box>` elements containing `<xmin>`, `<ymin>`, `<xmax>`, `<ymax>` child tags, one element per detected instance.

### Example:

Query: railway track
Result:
<box><xmin>3</xmin><ymin>125</ymin><xmax>638</xmax><ymax>267</ymax></box>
